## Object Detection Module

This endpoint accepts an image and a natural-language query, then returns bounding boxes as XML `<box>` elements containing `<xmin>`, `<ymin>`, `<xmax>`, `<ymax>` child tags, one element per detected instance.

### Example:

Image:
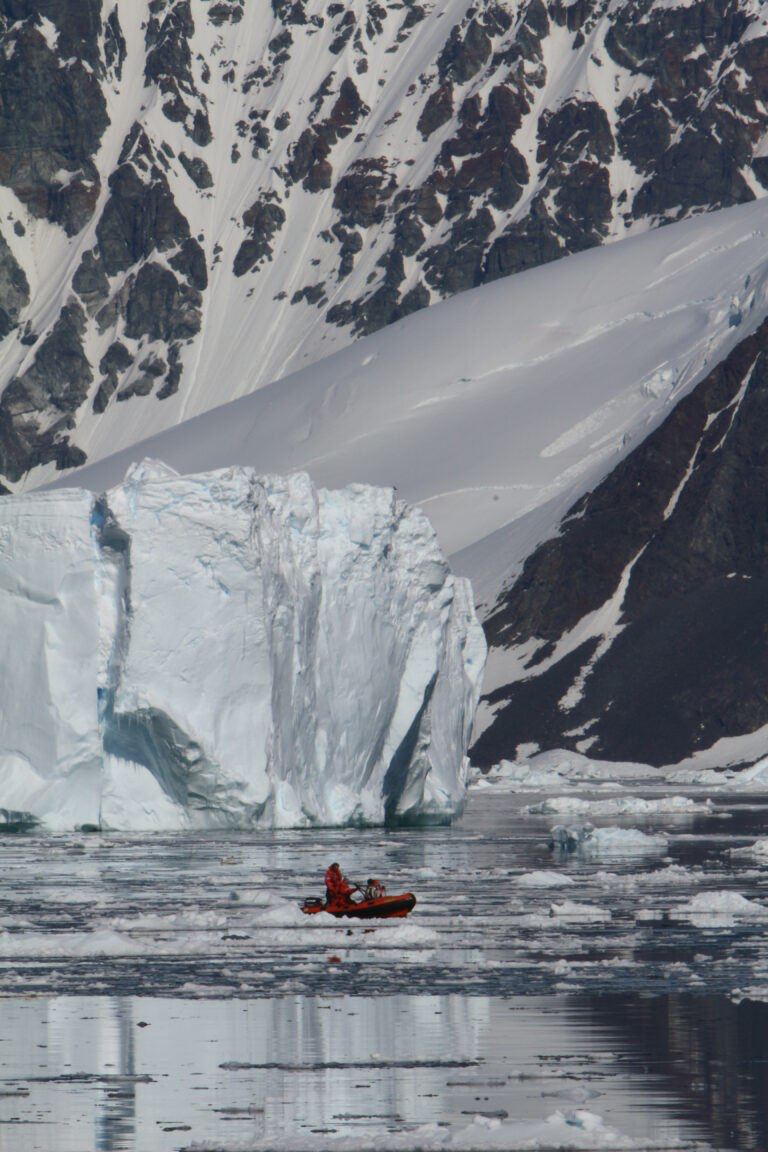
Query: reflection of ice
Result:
<box><xmin>0</xmin><ymin>994</ymin><xmax>704</xmax><ymax>1150</ymax></box>
<box><xmin>258</xmin><ymin>995</ymin><xmax>490</xmax><ymax>1141</ymax></box>
<box><xmin>97</xmin><ymin>1000</ymin><xmax>136</xmax><ymax>1152</ymax></box>
<box><xmin>0</xmin><ymin>995</ymin><xmax>491</xmax><ymax>1150</ymax></box>
<box><xmin>47</xmin><ymin>997</ymin><xmax>137</xmax><ymax>1152</ymax></box>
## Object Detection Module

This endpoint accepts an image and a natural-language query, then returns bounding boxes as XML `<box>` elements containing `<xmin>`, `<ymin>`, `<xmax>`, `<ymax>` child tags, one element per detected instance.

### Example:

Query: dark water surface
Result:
<box><xmin>0</xmin><ymin>783</ymin><xmax>766</xmax><ymax>1148</ymax></box>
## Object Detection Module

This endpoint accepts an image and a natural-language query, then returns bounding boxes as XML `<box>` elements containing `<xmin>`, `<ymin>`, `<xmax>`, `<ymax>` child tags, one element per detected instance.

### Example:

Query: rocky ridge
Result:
<box><xmin>2</xmin><ymin>0</ymin><xmax>768</xmax><ymax>487</ymax></box>
<box><xmin>474</xmin><ymin>316</ymin><xmax>768</xmax><ymax>766</ymax></box>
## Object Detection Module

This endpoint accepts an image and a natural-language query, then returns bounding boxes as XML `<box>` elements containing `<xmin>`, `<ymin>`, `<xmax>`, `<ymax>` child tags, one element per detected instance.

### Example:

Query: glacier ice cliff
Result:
<box><xmin>0</xmin><ymin>462</ymin><xmax>485</xmax><ymax>831</ymax></box>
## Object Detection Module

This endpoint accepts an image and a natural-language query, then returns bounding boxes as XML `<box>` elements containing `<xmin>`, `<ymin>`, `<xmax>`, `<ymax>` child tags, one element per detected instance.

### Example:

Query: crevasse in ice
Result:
<box><xmin>0</xmin><ymin>461</ymin><xmax>486</xmax><ymax>831</ymax></box>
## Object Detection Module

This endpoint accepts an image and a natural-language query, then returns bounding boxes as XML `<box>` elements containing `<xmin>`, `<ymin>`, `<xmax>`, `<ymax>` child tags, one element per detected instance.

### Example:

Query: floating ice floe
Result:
<box><xmin>667</xmin><ymin>758</ymin><xmax>768</xmax><ymax>790</ymax></box>
<box><xmin>472</xmin><ymin>751</ymin><xmax>659</xmax><ymax>792</ymax></box>
<box><xmin>192</xmin><ymin>1106</ymin><xmax>691</xmax><ymax>1150</ymax></box>
<box><xmin>515</xmin><ymin>870</ymin><xmax>576</xmax><ymax>889</ymax></box>
<box><xmin>525</xmin><ymin>795</ymin><xmax>711</xmax><ymax>817</ymax></box>
<box><xmin>550</xmin><ymin>824</ymin><xmax>669</xmax><ymax>856</ymax></box>
<box><xmin>729</xmin><ymin>838</ymin><xmax>768</xmax><ymax>860</ymax></box>
<box><xmin>671</xmin><ymin>891</ymin><xmax>768</xmax><ymax>928</ymax></box>
<box><xmin>0</xmin><ymin>897</ymin><xmax>443</xmax><ymax>964</ymax></box>
<box><xmin>548</xmin><ymin>901</ymin><xmax>612</xmax><ymax>924</ymax></box>
<box><xmin>477</xmin><ymin>749</ymin><xmax>768</xmax><ymax>799</ymax></box>
<box><xmin>0</xmin><ymin>463</ymin><xmax>485</xmax><ymax>831</ymax></box>
<box><xmin>594</xmin><ymin>865</ymin><xmax>704</xmax><ymax>890</ymax></box>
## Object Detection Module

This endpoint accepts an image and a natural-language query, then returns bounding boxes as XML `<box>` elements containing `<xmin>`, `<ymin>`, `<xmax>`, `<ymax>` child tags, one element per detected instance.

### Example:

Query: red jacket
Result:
<box><xmin>325</xmin><ymin>866</ymin><xmax>354</xmax><ymax>899</ymax></box>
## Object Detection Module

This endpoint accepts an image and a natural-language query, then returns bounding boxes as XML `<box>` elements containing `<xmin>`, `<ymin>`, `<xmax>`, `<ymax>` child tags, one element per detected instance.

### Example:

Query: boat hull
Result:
<box><xmin>301</xmin><ymin>893</ymin><xmax>417</xmax><ymax>919</ymax></box>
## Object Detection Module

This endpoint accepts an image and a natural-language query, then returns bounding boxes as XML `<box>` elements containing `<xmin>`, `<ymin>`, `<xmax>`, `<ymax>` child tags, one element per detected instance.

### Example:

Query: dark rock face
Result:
<box><xmin>170</xmin><ymin>238</ymin><xmax>208</xmax><ymax>292</ymax></box>
<box><xmin>233</xmin><ymin>198</ymin><xmax>287</xmax><ymax>276</ymax></box>
<box><xmin>418</xmin><ymin>85</ymin><xmax>453</xmax><ymax>140</ymax></box>
<box><xmin>2</xmin><ymin>302</ymin><xmax>91</xmax><ymax>421</ymax></box>
<box><xmin>284</xmin><ymin>77</ymin><xmax>369</xmax><ymax>195</ymax></box>
<box><xmin>96</xmin><ymin>160</ymin><xmax>190</xmax><ymax>278</ymax></box>
<box><xmin>438</xmin><ymin>19</ymin><xmax>493</xmax><ymax>87</ymax></box>
<box><xmin>474</xmin><ymin>321</ymin><xmax>768</xmax><ymax>766</ymax></box>
<box><xmin>208</xmin><ymin>1</ymin><xmax>243</xmax><ymax>26</ymax></box>
<box><xmin>0</xmin><ymin>302</ymin><xmax>91</xmax><ymax>481</ymax></box>
<box><xmin>1</xmin><ymin>0</ymin><xmax>103</xmax><ymax>61</ymax></box>
<box><xmin>124</xmin><ymin>263</ymin><xmax>201</xmax><ymax>343</ymax></box>
<box><xmin>93</xmin><ymin>341</ymin><xmax>132</xmax><ymax>414</ymax></box>
<box><xmin>0</xmin><ymin>6</ymin><xmax>108</xmax><ymax>234</ymax></box>
<box><xmin>72</xmin><ymin>250</ymin><xmax>109</xmax><ymax>313</ymax></box>
<box><xmin>179</xmin><ymin>153</ymin><xmax>213</xmax><ymax>189</ymax></box>
<box><xmin>145</xmin><ymin>0</ymin><xmax>211</xmax><ymax>144</ymax></box>
<box><xmin>0</xmin><ymin>230</ymin><xmax>30</xmax><ymax>339</ymax></box>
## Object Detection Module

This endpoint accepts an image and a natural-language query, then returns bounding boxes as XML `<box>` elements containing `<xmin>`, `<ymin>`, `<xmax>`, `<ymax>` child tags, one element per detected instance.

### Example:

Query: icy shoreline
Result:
<box><xmin>471</xmin><ymin>748</ymin><xmax>768</xmax><ymax>793</ymax></box>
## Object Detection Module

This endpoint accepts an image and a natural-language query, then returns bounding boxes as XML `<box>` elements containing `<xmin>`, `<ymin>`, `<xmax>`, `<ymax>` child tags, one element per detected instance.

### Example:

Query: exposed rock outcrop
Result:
<box><xmin>475</xmin><ymin>320</ymin><xmax>768</xmax><ymax>766</ymax></box>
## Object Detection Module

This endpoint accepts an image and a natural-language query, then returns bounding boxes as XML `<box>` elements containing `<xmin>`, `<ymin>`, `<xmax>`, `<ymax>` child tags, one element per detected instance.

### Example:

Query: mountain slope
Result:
<box><xmin>4</xmin><ymin>0</ymin><xmax>768</xmax><ymax>488</ymax></box>
<box><xmin>57</xmin><ymin>198</ymin><xmax>768</xmax><ymax>576</ymax></box>
<box><xmin>474</xmin><ymin>313</ymin><xmax>768</xmax><ymax>767</ymax></box>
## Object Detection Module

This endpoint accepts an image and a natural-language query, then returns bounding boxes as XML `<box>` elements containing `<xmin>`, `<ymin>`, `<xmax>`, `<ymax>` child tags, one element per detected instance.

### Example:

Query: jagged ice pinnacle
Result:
<box><xmin>0</xmin><ymin>461</ymin><xmax>485</xmax><ymax>831</ymax></box>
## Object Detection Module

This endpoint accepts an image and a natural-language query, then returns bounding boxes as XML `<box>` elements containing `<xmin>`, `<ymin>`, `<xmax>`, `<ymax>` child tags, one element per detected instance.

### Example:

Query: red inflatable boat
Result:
<box><xmin>301</xmin><ymin>893</ymin><xmax>417</xmax><ymax>919</ymax></box>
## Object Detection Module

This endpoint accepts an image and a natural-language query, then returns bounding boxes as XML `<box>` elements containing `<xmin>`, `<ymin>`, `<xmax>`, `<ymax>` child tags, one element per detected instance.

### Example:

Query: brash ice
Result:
<box><xmin>0</xmin><ymin>461</ymin><xmax>485</xmax><ymax>831</ymax></box>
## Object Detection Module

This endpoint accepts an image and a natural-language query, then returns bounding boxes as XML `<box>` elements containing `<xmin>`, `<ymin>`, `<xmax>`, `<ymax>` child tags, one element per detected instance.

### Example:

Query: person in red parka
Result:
<box><xmin>324</xmin><ymin>862</ymin><xmax>357</xmax><ymax>908</ymax></box>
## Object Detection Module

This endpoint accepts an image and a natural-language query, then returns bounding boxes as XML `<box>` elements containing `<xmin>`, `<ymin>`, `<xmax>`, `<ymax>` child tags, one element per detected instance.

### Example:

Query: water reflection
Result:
<box><xmin>582</xmin><ymin>994</ymin><xmax>768</xmax><ymax>1151</ymax></box>
<box><xmin>0</xmin><ymin>994</ymin><xmax>708</xmax><ymax>1151</ymax></box>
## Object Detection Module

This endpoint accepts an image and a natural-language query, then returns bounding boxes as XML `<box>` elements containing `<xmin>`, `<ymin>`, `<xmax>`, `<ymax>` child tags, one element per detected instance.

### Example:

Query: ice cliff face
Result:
<box><xmin>0</xmin><ymin>462</ymin><xmax>485</xmax><ymax>831</ymax></box>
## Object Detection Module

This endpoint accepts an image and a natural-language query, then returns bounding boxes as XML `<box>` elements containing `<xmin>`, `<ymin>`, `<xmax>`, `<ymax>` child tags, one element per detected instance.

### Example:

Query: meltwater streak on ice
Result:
<box><xmin>0</xmin><ymin>461</ymin><xmax>485</xmax><ymax>832</ymax></box>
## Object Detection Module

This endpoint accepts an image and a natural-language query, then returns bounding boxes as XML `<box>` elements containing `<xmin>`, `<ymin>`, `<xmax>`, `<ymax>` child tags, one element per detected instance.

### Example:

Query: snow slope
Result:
<box><xmin>59</xmin><ymin>197</ymin><xmax>768</xmax><ymax>611</ymax></box>
<box><xmin>0</xmin><ymin>462</ymin><xmax>484</xmax><ymax>831</ymax></box>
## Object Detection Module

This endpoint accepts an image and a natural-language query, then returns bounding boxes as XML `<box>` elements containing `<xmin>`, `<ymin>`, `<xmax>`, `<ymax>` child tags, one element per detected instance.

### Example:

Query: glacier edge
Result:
<box><xmin>0</xmin><ymin>462</ymin><xmax>485</xmax><ymax>831</ymax></box>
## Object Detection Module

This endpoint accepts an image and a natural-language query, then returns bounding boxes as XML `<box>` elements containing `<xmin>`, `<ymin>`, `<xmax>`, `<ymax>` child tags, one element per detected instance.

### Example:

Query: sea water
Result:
<box><xmin>0</xmin><ymin>783</ymin><xmax>767</xmax><ymax>1149</ymax></box>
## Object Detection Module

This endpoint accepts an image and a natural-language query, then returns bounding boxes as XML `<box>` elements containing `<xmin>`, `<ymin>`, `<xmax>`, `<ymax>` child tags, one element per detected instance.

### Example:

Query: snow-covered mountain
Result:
<box><xmin>3</xmin><ymin>0</ymin><xmax>768</xmax><ymax>489</ymax></box>
<box><xmin>60</xmin><ymin>197</ymin><xmax>768</xmax><ymax>768</ymax></box>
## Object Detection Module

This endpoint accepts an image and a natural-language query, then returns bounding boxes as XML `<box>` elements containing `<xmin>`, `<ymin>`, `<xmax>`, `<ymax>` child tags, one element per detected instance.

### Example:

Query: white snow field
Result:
<box><xmin>54</xmin><ymin>197</ymin><xmax>768</xmax><ymax>614</ymax></box>
<box><xmin>0</xmin><ymin>461</ymin><xmax>484</xmax><ymax>831</ymax></box>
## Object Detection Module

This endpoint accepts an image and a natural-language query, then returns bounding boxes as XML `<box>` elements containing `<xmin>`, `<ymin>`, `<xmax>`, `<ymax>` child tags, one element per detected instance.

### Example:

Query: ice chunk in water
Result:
<box><xmin>550</xmin><ymin>824</ymin><xmax>669</xmax><ymax>855</ymax></box>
